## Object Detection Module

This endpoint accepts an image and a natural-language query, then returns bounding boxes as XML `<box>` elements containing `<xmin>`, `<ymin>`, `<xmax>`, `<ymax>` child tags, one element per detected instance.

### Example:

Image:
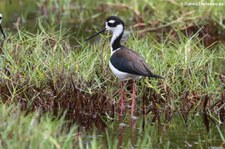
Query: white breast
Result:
<box><xmin>109</xmin><ymin>61</ymin><xmax>141</xmax><ymax>81</ymax></box>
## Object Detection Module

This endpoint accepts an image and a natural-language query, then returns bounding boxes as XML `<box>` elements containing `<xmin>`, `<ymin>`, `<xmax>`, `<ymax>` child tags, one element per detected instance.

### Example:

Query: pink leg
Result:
<box><xmin>120</xmin><ymin>81</ymin><xmax>124</xmax><ymax>116</ymax></box>
<box><xmin>131</xmin><ymin>118</ymin><xmax>135</xmax><ymax>146</ymax></box>
<box><xmin>131</xmin><ymin>80</ymin><xmax>135</xmax><ymax>118</ymax></box>
<box><xmin>119</xmin><ymin>119</ymin><xmax>124</xmax><ymax>148</ymax></box>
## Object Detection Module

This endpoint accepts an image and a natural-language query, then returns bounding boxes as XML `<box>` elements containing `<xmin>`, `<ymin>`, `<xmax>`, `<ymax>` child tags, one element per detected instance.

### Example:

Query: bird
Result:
<box><xmin>86</xmin><ymin>16</ymin><xmax>164</xmax><ymax>118</ymax></box>
<box><xmin>0</xmin><ymin>13</ymin><xmax>5</xmax><ymax>55</ymax></box>
<box><xmin>0</xmin><ymin>13</ymin><xmax>6</xmax><ymax>39</ymax></box>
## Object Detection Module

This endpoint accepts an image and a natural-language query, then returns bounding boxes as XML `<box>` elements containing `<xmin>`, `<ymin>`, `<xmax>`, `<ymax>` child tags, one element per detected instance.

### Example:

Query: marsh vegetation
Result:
<box><xmin>0</xmin><ymin>0</ymin><xmax>225</xmax><ymax>148</ymax></box>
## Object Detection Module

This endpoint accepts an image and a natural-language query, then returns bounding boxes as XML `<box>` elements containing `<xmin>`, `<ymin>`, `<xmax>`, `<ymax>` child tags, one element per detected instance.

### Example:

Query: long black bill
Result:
<box><xmin>85</xmin><ymin>28</ymin><xmax>106</xmax><ymax>41</ymax></box>
<box><xmin>0</xmin><ymin>25</ymin><xmax>5</xmax><ymax>39</ymax></box>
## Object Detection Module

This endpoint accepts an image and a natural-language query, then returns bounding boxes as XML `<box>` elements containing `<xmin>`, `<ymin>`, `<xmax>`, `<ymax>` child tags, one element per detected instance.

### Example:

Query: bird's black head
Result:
<box><xmin>85</xmin><ymin>16</ymin><xmax>125</xmax><ymax>41</ymax></box>
<box><xmin>106</xmin><ymin>16</ymin><xmax>125</xmax><ymax>28</ymax></box>
<box><xmin>105</xmin><ymin>16</ymin><xmax>125</xmax><ymax>36</ymax></box>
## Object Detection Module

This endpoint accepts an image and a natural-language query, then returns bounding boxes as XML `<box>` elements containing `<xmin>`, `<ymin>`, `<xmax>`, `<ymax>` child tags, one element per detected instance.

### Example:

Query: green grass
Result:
<box><xmin>0</xmin><ymin>20</ymin><xmax>224</xmax><ymax>148</ymax></box>
<box><xmin>0</xmin><ymin>104</ymin><xmax>76</xmax><ymax>149</ymax></box>
<box><xmin>0</xmin><ymin>0</ymin><xmax>225</xmax><ymax>148</ymax></box>
<box><xmin>0</xmin><ymin>103</ymin><xmax>224</xmax><ymax>148</ymax></box>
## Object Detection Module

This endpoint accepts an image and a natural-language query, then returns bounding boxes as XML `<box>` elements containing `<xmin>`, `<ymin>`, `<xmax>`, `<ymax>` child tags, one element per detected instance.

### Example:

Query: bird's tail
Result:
<box><xmin>151</xmin><ymin>74</ymin><xmax>164</xmax><ymax>79</ymax></box>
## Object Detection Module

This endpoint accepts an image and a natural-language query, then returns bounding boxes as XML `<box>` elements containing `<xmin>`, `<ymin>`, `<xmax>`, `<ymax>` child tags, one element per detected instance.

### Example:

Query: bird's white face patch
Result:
<box><xmin>105</xmin><ymin>20</ymin><xmax>116</xmax><ymax>30</ymax></box>
<box><xmin>108</xmin><ymin>20</ymin><xmax>115</xmax><ymax>24</ymax></box>
<box><xmin>105</xmin><ymin>22</ymin><xmax>109</xmax><ymax>29</ymax></box>
<box><xmin>111</xmin><ymin>24</ymin><xmax>123</xmax><ymax>36</ymax></box>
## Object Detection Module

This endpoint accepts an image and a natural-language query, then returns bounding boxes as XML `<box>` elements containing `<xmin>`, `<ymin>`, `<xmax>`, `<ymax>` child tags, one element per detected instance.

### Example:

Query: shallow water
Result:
<box><xmin>0</xmin><ymin>1</ymin><xmax>37</xmax><ymax>31</ymax></box>
<box><xmin>99</xmin><ymin>113</ymin><xmax>224</xmax><ymax>148</ymax></box>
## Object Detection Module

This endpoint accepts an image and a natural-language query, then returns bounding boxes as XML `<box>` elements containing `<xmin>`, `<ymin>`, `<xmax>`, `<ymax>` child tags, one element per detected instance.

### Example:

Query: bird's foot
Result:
<box><xmin>130</xmin><ymin>115</ymin><xmax>138</xmax><ymax>120</ymax></box>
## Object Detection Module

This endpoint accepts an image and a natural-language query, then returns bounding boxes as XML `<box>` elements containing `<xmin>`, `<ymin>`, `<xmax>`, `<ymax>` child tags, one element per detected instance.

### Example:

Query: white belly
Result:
<box><xmin>109</xmin><ymin>61</ymin><xmax>141</xmax><ymax>81</ymax></box>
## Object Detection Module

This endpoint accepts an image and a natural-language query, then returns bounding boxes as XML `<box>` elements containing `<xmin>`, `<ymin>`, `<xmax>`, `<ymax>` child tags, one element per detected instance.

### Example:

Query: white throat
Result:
<box><xmin>109</xmin><ymin>24</ymin><xmax>123</xmax><ymax>53</ymax></box>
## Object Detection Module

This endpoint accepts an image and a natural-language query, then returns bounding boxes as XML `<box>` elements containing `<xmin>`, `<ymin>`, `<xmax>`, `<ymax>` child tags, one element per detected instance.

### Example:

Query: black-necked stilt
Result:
<box><xmin>86</xmin><ymin>16</ymin><xmax>164</xmax><ymax>118</ymax></box>
<box><xmin>0</xmin><ymin>13</ymin><xmax>5</xmax><ymax>39</ymax></box>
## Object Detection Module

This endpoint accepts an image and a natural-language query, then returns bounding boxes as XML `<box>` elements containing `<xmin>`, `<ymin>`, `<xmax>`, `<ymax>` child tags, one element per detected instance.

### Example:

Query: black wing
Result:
<box><xmin>110</xmin><ymin>47</ymin><xmax>157</xmax><ymax>77</ymax></box>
